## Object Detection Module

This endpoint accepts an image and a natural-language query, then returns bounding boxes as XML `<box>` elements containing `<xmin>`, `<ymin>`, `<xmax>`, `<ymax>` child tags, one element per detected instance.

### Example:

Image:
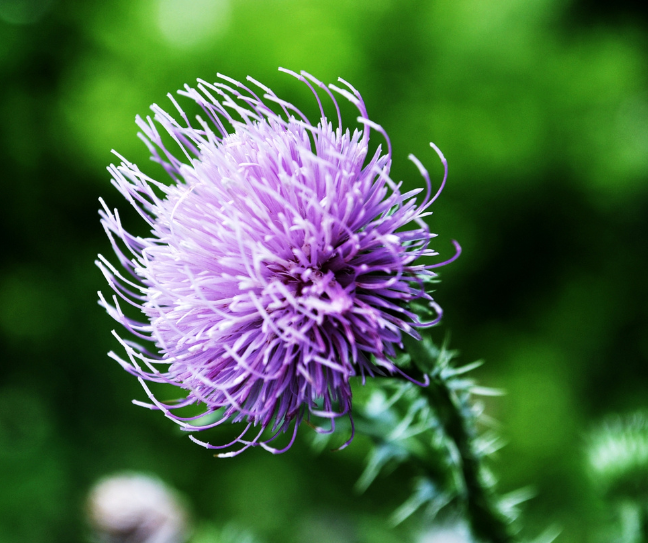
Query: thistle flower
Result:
<box><xmin>97</xmin><ymin>70</ymin><xmax>459</xmax><ymax>456</ymax></box>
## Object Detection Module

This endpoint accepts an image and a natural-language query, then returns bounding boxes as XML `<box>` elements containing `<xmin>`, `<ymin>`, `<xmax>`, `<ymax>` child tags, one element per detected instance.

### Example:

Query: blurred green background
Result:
<box><xmin>1</xmin><ymin>0</ymin><xmax>647</xmax><ymax>541</ymax></box>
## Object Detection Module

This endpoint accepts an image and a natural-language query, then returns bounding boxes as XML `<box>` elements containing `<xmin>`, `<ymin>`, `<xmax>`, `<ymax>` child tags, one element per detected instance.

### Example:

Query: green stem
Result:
<box><xmin>398</xmin><ymin>334</ymin><xmax>515</xmax><ymax>542</ymax></box>
<box><xmin>419</xmin><ymin>371</ymin><xmax>514</xmax><ymax>543</ymax></box>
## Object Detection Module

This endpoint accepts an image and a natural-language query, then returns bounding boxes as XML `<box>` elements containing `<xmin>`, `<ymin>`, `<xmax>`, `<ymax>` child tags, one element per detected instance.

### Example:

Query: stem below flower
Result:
<box><xmin>397</xmin><ymin>334</ymin><xmax>514</xmax><ymax>542</ymax></box>
<box><xmin>417</xmin><ymin>370</ymin><xmax>514</xmax><ymax>543</ymax></box>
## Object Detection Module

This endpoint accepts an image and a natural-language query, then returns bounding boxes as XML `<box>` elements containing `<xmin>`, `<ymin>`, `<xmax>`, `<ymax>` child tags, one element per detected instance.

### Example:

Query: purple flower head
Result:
<box><xmin>97</xmin><ymin>70</ymin><xmax>459</xmax><ymax>456</ymax></box>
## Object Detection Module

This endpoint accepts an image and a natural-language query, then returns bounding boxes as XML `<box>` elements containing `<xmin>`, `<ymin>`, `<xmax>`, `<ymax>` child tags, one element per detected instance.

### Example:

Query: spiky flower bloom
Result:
<box><xmin>97</xmin><ymin>70</ymin><xmax>458</xmax><ymax>456</ymax></box>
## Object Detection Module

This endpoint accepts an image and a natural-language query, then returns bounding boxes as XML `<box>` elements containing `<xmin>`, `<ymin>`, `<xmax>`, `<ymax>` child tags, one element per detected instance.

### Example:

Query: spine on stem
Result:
<box><xmin>338</xmin><ymin>335</ymin><xmax>520</xmax><ymax>543</ymax></box>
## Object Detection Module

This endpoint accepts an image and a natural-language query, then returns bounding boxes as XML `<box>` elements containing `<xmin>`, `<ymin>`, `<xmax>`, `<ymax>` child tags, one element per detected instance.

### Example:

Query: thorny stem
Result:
<box><xmin>417</xmin><ymin>369</ymin><xmax>514</xmax><ymax>543</ymax></box>
<box><xmin>394</xmin><ymin>335</ymin><xmax>514</xmax><ymax>543</ymax></box>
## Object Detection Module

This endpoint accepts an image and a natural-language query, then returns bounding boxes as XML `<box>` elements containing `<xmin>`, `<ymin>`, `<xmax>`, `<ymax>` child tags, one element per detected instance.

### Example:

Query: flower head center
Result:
<box><xmin>274</xmin><ymin>254</ymin><xmax>356</xmax><ymax>315</ymax></box>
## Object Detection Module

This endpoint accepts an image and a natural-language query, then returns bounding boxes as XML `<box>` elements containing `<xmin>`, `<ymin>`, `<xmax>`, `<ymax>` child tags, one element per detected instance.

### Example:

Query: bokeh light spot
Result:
<box><xmin>156</xmin><ymin>0</ymin><xmax>230</xmax><ymax>49</ymax></box>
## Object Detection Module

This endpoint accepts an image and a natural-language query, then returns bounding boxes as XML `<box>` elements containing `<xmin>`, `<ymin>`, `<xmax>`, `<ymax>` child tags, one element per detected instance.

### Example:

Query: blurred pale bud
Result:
<box><xmin>87</xmin><ymin>473</ymin><xmax>188</xmax><ymax>543</ymax></box>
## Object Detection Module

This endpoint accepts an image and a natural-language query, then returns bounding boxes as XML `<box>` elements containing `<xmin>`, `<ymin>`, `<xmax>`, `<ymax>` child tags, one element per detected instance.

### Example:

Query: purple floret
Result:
<box><xmin>97</xmin><ymin>70</ymin><xmax>459</xmax><ymax>456</ymax></box>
